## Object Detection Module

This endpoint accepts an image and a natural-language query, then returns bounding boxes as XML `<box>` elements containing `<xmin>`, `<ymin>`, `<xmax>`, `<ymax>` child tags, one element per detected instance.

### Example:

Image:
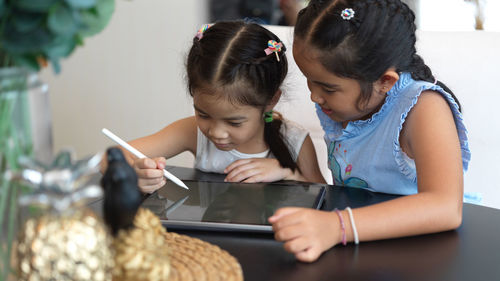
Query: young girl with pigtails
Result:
<box><xmin>121</xmin><ymin>21</ymin><xmax>325</xmax><ymax>194</ymax></box>
<box><xmin>269</xmin><ymin>0</ymin><xmax>471</xmax><ymax>262</ymax></box>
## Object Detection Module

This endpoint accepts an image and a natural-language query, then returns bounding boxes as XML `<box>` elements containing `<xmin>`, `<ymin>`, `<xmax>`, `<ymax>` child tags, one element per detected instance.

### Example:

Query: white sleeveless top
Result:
<box><xmin>194</xmin><ymin>119</ymin><xmax>309</xmax><ymax>173</ymax></box>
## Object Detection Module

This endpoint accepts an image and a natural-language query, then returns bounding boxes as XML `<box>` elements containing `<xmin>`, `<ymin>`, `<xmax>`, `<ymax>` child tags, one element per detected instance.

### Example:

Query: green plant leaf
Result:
<box><xmin>15</xmin><ymin>0</ymin><xmax>57</xmax><ymax>12</ymax></box>
<box><xmin>11</xmin><ymin>55</ymin><xmax>41</xmax><ymax>72</ymax></box>
<box><xmin>2</xmin><ymin>23</ymin><xmax>53</xmax><ymax>54</ymax></box>
<box><xmin>65</xmin><ymin>0</ymin><xmax>97</xmax><ymax>9</ymax></box>
<box><xmin>12</xmin><ymin>11</ymin><xmax>44</xmax><ymax>33</ymax></box>
<box><xmin>79</xmin><ymin>0</ymin><xmax>114</xmax><ymax>37</ymax></box>
<box><xmin>50</xmin><ymin>59</ymin><xmax>61</xmax><ymax>74</ymax></box>
<box><xmin>0</xmin><ymin>0</ymin><xmax>5</xmax><ymax>16</ymax></box>
<box><xmin>2</xmin><ymin>0</ymin><xmax>115</xmax><ymax>72</ymax></box>
<box><xmin>48</xmin><ymin>3</ymin><xmax>78</xmax><ymax>35</ymax></box>
<box><xmin>44</xmin><ymin>35</ymin><xmax>77</xmax><ymax>58</ymax></box>
<box><xmin>75</xmin><ymin>34</ymin><xmax>84</xmax><ymax>46</ymax></box>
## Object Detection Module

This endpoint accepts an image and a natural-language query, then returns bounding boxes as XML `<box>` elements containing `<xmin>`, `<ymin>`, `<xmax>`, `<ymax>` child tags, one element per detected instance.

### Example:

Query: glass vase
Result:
<box><xmin>0</xmin><ymin>67</ymin><xmax>52</xmax><ymax>280</ymax></box>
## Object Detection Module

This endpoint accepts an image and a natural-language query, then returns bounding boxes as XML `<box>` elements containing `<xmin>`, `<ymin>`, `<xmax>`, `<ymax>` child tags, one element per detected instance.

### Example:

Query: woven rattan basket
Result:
<box><xmin>113</xmin><ymin>208</ymin><xmax>243</xmax><ymax>281</ymax></box>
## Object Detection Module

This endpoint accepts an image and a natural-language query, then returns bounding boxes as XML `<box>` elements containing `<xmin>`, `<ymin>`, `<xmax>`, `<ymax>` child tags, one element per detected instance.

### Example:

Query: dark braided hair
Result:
<box><xmin>295</xmin><ymin>0</ymin><xmax>461</xmax><ymax>111</ymax></box>
<box><xmin>186</xmin><ymin>21</ymin><xmax>297</xmax><ymax>171</ymax></box>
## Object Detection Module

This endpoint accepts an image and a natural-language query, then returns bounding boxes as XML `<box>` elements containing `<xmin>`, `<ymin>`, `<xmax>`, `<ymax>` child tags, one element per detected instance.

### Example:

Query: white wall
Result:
<box><xmin>415</xmin><ymin>31</ymin><xmax>500</xmax><ymax>209</ymax></box>
<box><xmin>41</xmin><ymin>0</ymin><xmax>207</xmax><ymax>167</ymax></box>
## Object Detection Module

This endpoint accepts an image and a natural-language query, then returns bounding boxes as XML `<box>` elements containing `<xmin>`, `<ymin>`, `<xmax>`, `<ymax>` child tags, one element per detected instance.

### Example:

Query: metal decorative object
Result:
<box><xmin>8</xmin><ymin>150</ymin><xmax>113</xmax><ymax>281</ymax></box>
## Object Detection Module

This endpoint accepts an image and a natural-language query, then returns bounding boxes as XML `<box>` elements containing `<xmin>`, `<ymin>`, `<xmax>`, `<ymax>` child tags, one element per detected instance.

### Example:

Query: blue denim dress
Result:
<box><xmin>316</xmin><ymin>72</ymin><xmax>471</xmax><ymax>197</ymax></box>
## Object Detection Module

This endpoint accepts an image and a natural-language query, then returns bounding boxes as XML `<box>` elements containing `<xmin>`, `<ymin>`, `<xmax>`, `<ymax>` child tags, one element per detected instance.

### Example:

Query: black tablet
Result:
<box><xmin>141</xmin><ymin>180</ymin><xmax>327</xmax><ymax>233</ymax></box>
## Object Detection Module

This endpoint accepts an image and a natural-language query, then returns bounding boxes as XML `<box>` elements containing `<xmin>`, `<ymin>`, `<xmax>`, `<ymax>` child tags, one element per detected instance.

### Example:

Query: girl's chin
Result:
<box><xmin>321</xmin><ymin>108</ymin><xmax>344</xmax><ymax>122</ymax></box>
<box><xmin>324</xmin><ymin>113</ymin><xmax>342</xmax><ymax>122</ymax></box>
<box><xmin>214</xmin><ymin>143</ymin><xmax>233</xmax><ymax>150</ymax></box>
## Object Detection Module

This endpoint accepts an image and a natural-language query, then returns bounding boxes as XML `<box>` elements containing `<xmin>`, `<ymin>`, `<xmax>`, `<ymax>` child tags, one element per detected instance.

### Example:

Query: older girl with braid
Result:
<box><xmin>122</xmin><ymin>21</ymin><xmax>325</xmax><ymax>193</ymax></box>
<box><xmin>269</xmin><ymin>0</ymin><xmax>470</xmax><ymax>262</ymax></box>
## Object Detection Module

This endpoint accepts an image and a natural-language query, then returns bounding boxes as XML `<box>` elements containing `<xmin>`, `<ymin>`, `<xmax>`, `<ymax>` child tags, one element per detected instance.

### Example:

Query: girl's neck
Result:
<box><xmin>234</xmin><ymin>125</ymin><xmax>268</xmax><ymax>154</ymax></box>
<box><xmin>341</xmin><ymin>95</ymin><xmax>388</xmax><ymax>128</ymax></box>
<box><xmin>234</xmin><ymin>139</ymin><xmax>268</xmax><ymax>154</ymax></box>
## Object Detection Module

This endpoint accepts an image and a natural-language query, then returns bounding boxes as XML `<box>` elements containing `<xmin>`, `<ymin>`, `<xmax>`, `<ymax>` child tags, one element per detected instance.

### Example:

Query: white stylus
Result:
<box><xmin>101</xmin><ymin>128</ymin><xmax>189</xmax><ymax>190</ymax></box>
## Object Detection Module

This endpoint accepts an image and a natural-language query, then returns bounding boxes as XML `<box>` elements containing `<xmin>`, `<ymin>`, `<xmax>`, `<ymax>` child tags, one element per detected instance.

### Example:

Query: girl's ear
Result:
<box><xmin>265</xmin><ymin>90</ymin><xmax>282</xmax><ymax>111</ymax></box>
<box><xmin>377</xmin><ymin>69</ymin><xmax>399</xmax><ymax>93</ymax></box>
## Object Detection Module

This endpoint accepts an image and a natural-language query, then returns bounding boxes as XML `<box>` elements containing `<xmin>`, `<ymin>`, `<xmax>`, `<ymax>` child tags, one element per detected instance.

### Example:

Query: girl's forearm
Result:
<box><xmin>283</xmin><ymin>167</ymin><xmax>326</xmax><ymax>183</ymax></box>
<box><xmin>341</xmin><ymin>192</ymin><xmax>462</xmax><ymax>243</ymax></box>
<box><xmin>284</xmin><ymin>168</ymin><xmax>307</xmax><ymax>182</ymax></box>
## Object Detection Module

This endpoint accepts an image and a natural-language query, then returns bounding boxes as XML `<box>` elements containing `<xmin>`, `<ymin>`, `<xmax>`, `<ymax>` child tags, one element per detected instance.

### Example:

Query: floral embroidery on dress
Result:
<box><xmin>328</xmin><ymin>141</ymin><xmax>368</xmax><ymax>188</ymax></box>
<box><xmin>335</xmin><ymin>143</ymin><xmax>353</xmax><ymax>175</ymax></box>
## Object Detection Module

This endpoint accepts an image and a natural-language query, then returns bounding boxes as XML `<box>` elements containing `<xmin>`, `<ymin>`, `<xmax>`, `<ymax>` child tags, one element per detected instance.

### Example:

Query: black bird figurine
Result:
<box><xmin>101</xmin><ymin>147</ymin><xmax>142</xmax><ymax>236</ymax></box>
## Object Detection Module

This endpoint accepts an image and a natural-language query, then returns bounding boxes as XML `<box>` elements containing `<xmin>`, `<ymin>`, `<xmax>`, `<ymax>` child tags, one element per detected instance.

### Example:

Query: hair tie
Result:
<box><xmin>196</xmin><ymin>24</ymin><xmax>213</xmax><ymax>40</ymax></box>
<box><xmin>341</xmin><ymin>8</ymin><xmax>355</xmax><ymax>20</ymax></box>
<box><xmin>264</xmin><ymin>40</ymin><xmax>283</xmax><ymax>62</ymax></box>
<box><xmin>263</xmin><ymin>111</ymin><xmax>274</xmax><ymax>123</ymax></box>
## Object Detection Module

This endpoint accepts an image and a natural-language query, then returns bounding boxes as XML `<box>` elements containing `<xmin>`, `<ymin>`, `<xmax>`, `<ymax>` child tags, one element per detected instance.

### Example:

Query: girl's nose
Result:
<box><xmin>310</xmin><ymin>91</ymin><xmax>324</xmax><ymax>105</ymax></box>
<box><xmin>208</xmin><ymin>124</ymin><xmax>228</xmax><ymax>139</ymax></box>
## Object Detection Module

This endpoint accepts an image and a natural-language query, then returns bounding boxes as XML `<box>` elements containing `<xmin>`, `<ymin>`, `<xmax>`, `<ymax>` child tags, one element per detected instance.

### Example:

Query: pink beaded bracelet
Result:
<box><xmin>334</xmin><ymin>208</ymin><xmax>347</xmax><ymax>246</ymax></box>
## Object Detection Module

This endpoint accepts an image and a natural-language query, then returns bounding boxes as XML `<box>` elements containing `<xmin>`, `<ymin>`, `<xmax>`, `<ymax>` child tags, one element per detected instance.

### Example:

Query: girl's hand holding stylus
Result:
<box><xmin>224</xmin><ymin>158</ymin><xmax>294</xmax><ymax>183</ymax></box>
<box><xmin>269</xmin><ymin>207</ymin><xmax>341</xmax><ymax>263</ymax></box>
<box><xmin>132</xmin><ymin>157</ymin><xmax>167</xmax><ymax>193</ymax></box>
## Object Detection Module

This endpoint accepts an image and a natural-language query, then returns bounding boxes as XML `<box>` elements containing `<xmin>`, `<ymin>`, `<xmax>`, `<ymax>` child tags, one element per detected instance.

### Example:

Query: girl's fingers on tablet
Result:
<box><xmin>269</xmin><ymin>207</ymin><xmax>303</xmax><ymax>222</ymax></box>
<box><xmin>242</xmin><ymin>175</ymin><xmax>263</xmax><ymax>183</ymax></box>
<box><xmin>224</xmin><ymin>159</ymin><xmax>253</xmax><ymax>173</ymax></box>
<box><xmin>225</xmin><ymin>163</ymin><xmax>257</xmax><ymax>182</ymax></box>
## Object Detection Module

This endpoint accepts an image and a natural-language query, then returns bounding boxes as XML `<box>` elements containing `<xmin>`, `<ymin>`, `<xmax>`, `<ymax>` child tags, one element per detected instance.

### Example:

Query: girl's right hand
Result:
<box><xmin>269</xmin><ymin>207</ymin><xmax>341</xmax><ymax>262</ymax></box>
<box><xmin>132</xmin><ymin>157</ymin><xmax>167</xmax><ymax>194</ymax></box>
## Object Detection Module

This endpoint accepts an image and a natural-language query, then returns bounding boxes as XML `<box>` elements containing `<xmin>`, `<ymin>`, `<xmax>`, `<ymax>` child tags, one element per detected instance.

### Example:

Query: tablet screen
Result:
<box><xmin>141</xmin><ymin>180</ymin><xmax>326</xmax><ymax>232</ymax></box>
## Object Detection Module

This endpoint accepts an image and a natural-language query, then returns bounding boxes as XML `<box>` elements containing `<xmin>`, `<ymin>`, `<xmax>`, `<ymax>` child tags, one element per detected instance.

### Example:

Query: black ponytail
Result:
<box><xmin>264</xmin><ymin>112</ymin><xmax>297</xmax><ymax>171</ymax></box>
<box><xmin>409</xmin><ymin>54</ymin><xmax>462</xmax><ymax>112</ymax></box>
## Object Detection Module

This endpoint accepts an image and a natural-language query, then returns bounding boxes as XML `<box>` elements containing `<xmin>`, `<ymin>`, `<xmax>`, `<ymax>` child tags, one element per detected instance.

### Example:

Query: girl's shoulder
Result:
<box><xmin>398</xmin><ymin>88</ymin><xmax>470</xmax><ymax>170</ymax></box>
<box><xmin>279</xmin><ymin>118</ymin><xmax>309</xmax><ymax>136</ymax></box>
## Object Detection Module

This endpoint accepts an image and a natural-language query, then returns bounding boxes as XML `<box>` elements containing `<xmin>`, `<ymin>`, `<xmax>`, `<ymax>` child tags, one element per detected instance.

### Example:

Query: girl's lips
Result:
<box><xmin>214</xmin><ymin>142</ymin><xmax>232</xmax><ymax>149</ymax></box>
<box><xmin>321</xmin><ymin>107</ymin><xmax>333</xmax><ymax>115</ymax></box>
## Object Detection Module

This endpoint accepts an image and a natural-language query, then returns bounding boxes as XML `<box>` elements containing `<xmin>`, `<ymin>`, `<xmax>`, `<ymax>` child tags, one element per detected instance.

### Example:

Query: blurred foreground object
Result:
<box><xmin>9</xmin><ymin>150</ymin><xmax>113</xmax><ymax>281</ymax></box>
<box><xmin>101</xmin><ymin>147</ymin><xmax>142</xmax><ymax>236</ymax></box>
<box><xmin>465</xmin><ymin>0</ymin><xmax>485</xmax><ymax>30</ymax></box>
<box><xmin>0</xmin><ymin>0</ymin><xmax>115</xmax><ymax>72</ymax></box>
<box><xmin>112</xmin><ymin>208</ymin><xmax>171</xmax><ymax>281</ymax></box>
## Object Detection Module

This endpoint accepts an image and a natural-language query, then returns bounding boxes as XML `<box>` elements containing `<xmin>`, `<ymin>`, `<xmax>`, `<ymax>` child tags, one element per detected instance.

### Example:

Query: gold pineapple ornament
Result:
<box><xmin>9</xmin><ymin>150</ymin><xmax>113</xmax><ymax>281</ymax></box>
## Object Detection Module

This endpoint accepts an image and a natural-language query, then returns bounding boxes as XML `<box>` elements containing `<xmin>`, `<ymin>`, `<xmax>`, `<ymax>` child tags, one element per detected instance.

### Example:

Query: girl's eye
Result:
<box><xmin>197</xmin><ymin>113</ymin><xmax>209</xmax><ymax>119</ymax></box>
<box><xmin>228</xmin><ymin>122</ymin><xmax>243</xmax><ymax>127</ymax></box>
<box><xmin>323</xmin><ymin>88</ymin><xmax>337</xmax><ymax>93</ymax></box>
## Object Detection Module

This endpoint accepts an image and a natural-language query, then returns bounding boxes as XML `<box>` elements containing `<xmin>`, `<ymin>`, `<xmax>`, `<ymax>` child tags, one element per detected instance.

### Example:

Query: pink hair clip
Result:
<box><xmin>196</xmin><ymin>24</ymin><xmax>213</xmax><ymax>40</ymax></box>
<box><xmin>341</xmin><ymin>8</ymin><xmax>355</xmax><ymax>20</ymax></box>
<box><xmin>264</xmin><ymin>40</ymin><xmax>283</xmax><ymax>62</ymax></box>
